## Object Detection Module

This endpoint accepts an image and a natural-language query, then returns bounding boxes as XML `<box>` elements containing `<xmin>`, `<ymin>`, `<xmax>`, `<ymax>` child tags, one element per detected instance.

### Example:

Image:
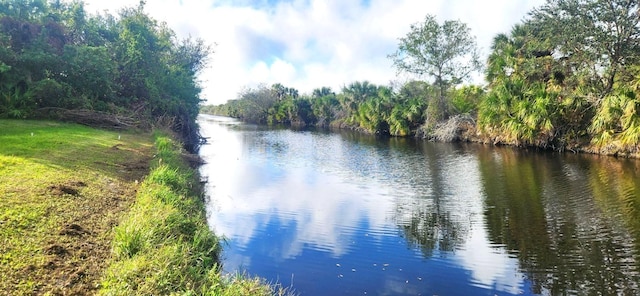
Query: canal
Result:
<box><xmin>198</xmin><ymin>114</ymin><xmax>640</xmax><ymax>295</ymax></box>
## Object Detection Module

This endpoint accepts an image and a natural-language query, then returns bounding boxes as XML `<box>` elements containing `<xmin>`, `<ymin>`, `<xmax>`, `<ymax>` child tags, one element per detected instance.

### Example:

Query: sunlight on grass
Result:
<box><xmin>1</xmin><ymin>120</ymin><xmax>288</xmax><ymax>295</ymax></box>
<box><xmin>101</xmin><ymin>134</ymin><xmax>287</xmax><ymax>295</ymax></box>
<box><xmin>0</xmin><ymin>119</ymin><xmax>153</xmax><ymax>295</ymax></box>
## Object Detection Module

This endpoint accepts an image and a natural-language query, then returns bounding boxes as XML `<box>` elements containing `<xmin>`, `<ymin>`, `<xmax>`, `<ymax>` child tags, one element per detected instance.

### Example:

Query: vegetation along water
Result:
<box><xmin>199</xmin><ymin>115</ymin><xmax>640</xmax><ymax>295</ymax></box>
<box><xmin>203</xmin><ymin>0</ymin><xmax>640</xmax><ymax>158</ymax></box>
<box><xmin>3</xmin><ymin>0</ymin><xmax>640</xmax><ymax>295</ymax></box>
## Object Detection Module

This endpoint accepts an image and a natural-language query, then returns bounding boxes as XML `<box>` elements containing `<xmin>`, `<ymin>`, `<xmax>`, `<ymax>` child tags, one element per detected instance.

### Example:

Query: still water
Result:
<box><xmin>198</xmin><ymin>114</ymin><xmax>640</xmax><ymax>295</ymax></box>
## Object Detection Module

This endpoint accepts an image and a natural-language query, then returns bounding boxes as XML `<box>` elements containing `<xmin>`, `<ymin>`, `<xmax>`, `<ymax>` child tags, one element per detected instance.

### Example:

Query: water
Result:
<box><xmin>198</xmin><ymin>114</ymin><xmax>640</xmax><ymax>295</ymax></box>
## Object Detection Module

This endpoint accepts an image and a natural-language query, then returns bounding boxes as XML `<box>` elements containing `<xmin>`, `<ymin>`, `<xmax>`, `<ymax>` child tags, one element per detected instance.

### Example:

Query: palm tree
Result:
<box><xmin>312</xmin><ymin>87</ymin><xmax>334</xmax><ymax>98</ymax></box>
<box><xmin>270</xmin><ymin>83</ymin><xmax>287</xmax><ymax>100</ymax></box>
<box><xmin>480</xmin><ymin>24</ymin><xmax>561</xmax><ymax>147</ymax></box>
<box><xmin>340</xmin><ymin>81</ymin><xmax>378</xmax><ymax>125</ymax></box>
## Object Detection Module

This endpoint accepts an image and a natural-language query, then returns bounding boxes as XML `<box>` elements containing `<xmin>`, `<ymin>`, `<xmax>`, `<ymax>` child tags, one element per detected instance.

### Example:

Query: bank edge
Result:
<box><xmin>100</xmin><ymin>132</ymin><xmax>290</xmax><ymax>295</ymax></box>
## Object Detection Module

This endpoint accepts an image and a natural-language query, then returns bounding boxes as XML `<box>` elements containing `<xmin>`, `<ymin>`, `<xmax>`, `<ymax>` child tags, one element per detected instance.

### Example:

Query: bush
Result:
<box><xmin>27</xmin><ymin>78</ymin><xmax>71</xmax><ymax>108</ymax></box>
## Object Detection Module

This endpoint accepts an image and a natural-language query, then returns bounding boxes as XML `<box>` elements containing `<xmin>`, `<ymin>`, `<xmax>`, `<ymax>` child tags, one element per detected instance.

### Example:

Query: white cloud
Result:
<box><xmin>198</xmin><ymin>115</ymin><xmax>527</xmax><ymax>294</ymax></box>
<box><xmin>82</xmin><ymin>0</ymin><xmax>546</xmax><ymax>105</ymax></box>
<box><xmin>198</xmin><ymin>117</ymin><xmax>395</xmax><ymax>259</ymax></box>
<box><xmin>270</xmin><ymin>58</ymin><xmax>297</xmax><ymax>82</ymax></box>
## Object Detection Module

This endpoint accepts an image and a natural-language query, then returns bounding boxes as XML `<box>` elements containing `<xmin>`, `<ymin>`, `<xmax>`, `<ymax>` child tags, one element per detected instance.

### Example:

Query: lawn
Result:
<box><xmin>0</xmin><ymin>120</ymin><xmax>153</xmax><ymax>295</ymax></box>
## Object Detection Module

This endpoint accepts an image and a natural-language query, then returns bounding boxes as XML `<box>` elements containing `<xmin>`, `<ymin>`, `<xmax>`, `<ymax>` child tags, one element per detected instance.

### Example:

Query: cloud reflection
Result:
<box><xmin>198</xmin><ymin>115</ymin><xmax>527</xmax><ymax>294</ymax></box>
<box><xmin>200</xmin><ymin>117</ymin><xmax>395</xmax><ymax>260</ymax></box>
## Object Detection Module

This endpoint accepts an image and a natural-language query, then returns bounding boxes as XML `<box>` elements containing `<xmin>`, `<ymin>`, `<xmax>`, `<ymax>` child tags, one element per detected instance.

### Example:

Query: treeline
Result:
<box><xmin>201</xmin><ymin>81</ymin><xmax>483</xmax><ymax>138</ymax></box>
<box><xmin>204</xmin><ymin>0</ymin><xmax>640</xmax><ymax>156</ymax></box>
<box><xmin>0</xmin><ymin>0</ymin><xmax>209</xmax><ymax>150</ymax></box>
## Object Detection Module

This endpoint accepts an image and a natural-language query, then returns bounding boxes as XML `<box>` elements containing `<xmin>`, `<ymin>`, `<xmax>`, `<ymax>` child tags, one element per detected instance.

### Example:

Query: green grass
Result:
<box><xmin>100</xmin><ymin>133</ymin><xmax>284</xmax><ymax>295</ymax></box>
<box><xmin>0</xmin><ymin>119</ymin><xmax>286</xmax><ymax>295</ymax></box>
<box><xmin>0</xmin><ymin>119</ymin><xmax>153</xmax><ymax>295</ymax></box>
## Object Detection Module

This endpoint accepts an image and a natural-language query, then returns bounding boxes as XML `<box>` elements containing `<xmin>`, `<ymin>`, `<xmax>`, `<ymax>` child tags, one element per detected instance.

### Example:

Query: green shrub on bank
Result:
<box><xmin>101</xmin><ymin>134</ymin><xmax>277</xmax><ymax>295</ymax></box>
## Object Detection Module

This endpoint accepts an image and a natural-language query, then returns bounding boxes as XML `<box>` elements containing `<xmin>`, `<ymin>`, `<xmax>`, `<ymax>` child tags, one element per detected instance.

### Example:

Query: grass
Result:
<box><xmin>0</xmin><ymin>119</ymin><xmax>153</xmax><ymax>295</ymax></box>
<box><xmin>100</xmin><ymin>133</ymin><xmax>282</xmax><ymax>295</ymax></box>
<box><xmin>1</xmin><ymin>119</ymin><xmax>283</xmax><ymax>295</ymax></box>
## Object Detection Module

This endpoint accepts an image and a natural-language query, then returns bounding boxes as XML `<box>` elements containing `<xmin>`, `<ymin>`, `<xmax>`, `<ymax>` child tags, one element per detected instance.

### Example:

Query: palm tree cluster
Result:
<box><xmin>479</xmin><ymin>0</ymin><xmax>640</xmax><ymax>154</ymax></box>
<box><xmin>202</xmin><ymin>80</ymin><xmax>482</xmax><ymax>138</ymax></box>
<box><xmin>206</xmin><ymin>0</ymin><xmax>640</xmax><ymax>155</ymax></box>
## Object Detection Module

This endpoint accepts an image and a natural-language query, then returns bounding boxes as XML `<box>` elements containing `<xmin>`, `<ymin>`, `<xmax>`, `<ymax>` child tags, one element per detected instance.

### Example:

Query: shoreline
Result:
<box><xmin>0</xmin><ymin>120</ymin><xmax>280</xmax><ymax>295</ymax></box>
<box><xmin>205</xmin><ymin>112</ymin><xmax>640</xmax><ymax>159</ymax></box>
<box><xmin>426</xmin><ymin>116</ymin><xmax>640</xmax><ymax>159</ymax></box>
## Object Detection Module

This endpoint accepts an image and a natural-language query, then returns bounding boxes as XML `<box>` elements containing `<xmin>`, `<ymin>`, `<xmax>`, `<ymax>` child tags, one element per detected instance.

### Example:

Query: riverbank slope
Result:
<box><xmin>0</xmin><ymin>120</ymin><xmax>277</xmax><ymax>295</ymax></box>
<box><xmin>425</xmin><ymin>115</ymin><xmax>640</xmax><ymax>158</ymax></box>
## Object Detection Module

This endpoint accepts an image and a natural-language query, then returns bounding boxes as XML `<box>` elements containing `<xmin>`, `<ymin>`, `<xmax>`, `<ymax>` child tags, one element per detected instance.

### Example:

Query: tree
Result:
<box><xmin>0</xmin><ymin>0</ymin><xmax>210</xmax><ymax>149</ymax></box>
<box><xmin>389</xmin><ymin>14</ymin><xmax>481</xmax><ymax>122</ymax></box>
<box><xmin>526</xmin><ymin>0</ymin><xmax>640</xmax><ymax>151</ymax></box>
<box><xmin>450</xmin><ymin>85</ymin><xmax>484</xmax><ymax>115</ymax></box>
<box><xmin>312</xmin><ymin>86</ymin><xmax>334</xmax><ymax>98</ymax></box>
<box><xmin>480</xmin><ymin>22</ymin><xmax>590</xmax><ymax>148</ymax></box>
<box><xmin>340</xmin><ymin>81</ymin><xmax>378</xmax><ymax>125</ymax></box>
<box><xmin>530</xmin><ymin>0</ymin><xmax>640</xmax><ymax>96</ymax></box>
<box><xmin>235</xmin><ymin>85</ymin><xmax>278</xmax><ymax>124</ymax></box>
<box><xmin>311</xmin><ymin>92</ymin><xmax>339</xmax><ymax>127</ymax></box>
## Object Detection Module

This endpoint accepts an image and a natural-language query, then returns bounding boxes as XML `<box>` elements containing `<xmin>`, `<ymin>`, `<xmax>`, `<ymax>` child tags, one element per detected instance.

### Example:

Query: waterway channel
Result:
<box><xmin>198</xmin><ymin>114</ymin><xmax>640</xmax><ymax>295</ymax></box>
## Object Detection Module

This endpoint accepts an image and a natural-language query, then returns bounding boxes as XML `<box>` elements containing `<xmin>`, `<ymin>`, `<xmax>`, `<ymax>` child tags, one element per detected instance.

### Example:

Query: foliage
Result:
<box><xmin>450</xmin><ymin>85</ymin><xmax>484</xmax><ymax>115</ymax></box>
<box><xmin>477</xmin><ymin>0</ymin><xmax>640</xmax><ymax>152</ymax></box>
<box><xmin>388</xmin><ymin>14</ymin><xmax>481</xmax><ymax>123</ymax></box>
<box><xmin>0</xmin><ymin>0</ymin><xmax>211</xmax><ymax>150</ymax></box>
<box><xmin>590</xmin><ymin>88</ymin><xmax>640</xmax><ymax>153</ymax></box>
<box><xmin>479</xmin><ymin>22</ymin><xmax>587</xmax><ymax>148</ymax></box>
<box><xmin>310</xmin><ymin>88</ymin><xmax>339</xmax><ymax>127</ymax></box>
<box><xmin>202</xmin><ymin>79</ymin><xmax>460</xmax><ymax>137</ymax></box>
<box><xmin>530</xmin><ymin>0</ymin><xmax>640</xmax><ymax>94</ymax></box>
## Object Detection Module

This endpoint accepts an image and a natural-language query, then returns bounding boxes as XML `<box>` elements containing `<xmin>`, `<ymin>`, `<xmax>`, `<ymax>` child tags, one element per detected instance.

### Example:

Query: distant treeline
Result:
<box><xmin>203</xmin><ymin>0</ymin><xmax>640</xmax><ymax>156</ymax></box>
<box><xmin>201</xmin><ymin>81</ymin><xmax>482</xmax><ymax>139</ymax></box>
<box><xmin>0</xmin><ymin>0</ymin><xmax>209</xmax><ymax>150</ymax></box>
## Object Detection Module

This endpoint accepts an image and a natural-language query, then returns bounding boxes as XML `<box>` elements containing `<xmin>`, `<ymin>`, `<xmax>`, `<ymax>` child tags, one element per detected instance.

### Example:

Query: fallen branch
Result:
<box><xmin>431</xmin><ymin>114</ymin><xmax>476</xmax><ymax>142</ymax></box>
<box><xmin>36</xmin><ymin>108</ymin><xmax>141</xmax><ymax>129</ymax></box>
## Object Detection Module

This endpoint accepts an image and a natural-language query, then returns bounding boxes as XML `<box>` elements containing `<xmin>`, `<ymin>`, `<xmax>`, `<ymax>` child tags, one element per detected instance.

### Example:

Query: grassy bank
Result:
<box><xmin>0</xmin><ymin>120</ymin><xmax>152</xmax><ymax>294</ymax></box>
<box><xmin>100</xmin><ymin>132</ymin><xmax>277</xmax><ymax>295</ymax></box>
<box><xmin>0</xmin><ymin>120</ymin><xmax>279</xmax><ymax>295</ymax></box>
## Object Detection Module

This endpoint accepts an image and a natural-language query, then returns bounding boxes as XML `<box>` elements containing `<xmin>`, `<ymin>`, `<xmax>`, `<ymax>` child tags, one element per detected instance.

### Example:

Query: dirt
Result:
<box><xmin>10</xmin><ymin>148</ymin><xmax>152</xmax><ymax>295</ymax></box>
<box><xmin>27</xmin><ymin>179</ymin><xmax>138</xmax><ymax>295</ymax></box>
<box><xmin>59</xmin><ymin>224</ymin><xmax>91</xmax><ymax>236</ymax></box>
<box><xmin>47</xmin><ymin>181</ymin><xmax>87</xmax><ymax>197</ymax></box>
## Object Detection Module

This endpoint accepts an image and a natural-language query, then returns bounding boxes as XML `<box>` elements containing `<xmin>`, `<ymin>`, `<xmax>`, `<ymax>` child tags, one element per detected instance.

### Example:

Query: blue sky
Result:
<box><xmin>83</xmin><ymin>0</ymin><xmax>546</xmax><ymax>105</ymax></box>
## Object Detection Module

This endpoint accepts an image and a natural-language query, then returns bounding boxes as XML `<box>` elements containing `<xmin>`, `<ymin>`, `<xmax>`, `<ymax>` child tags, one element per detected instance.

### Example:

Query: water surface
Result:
<box><xmin>198</xmin><ymin>115</ymin><xmax>640</xmax><ymax>295</ymax></box>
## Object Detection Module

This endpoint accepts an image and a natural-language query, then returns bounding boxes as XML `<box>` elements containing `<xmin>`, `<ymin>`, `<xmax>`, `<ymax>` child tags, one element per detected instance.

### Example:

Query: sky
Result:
<box><xmin>82</xmin><ymin>0</ymin><xmax>547</xmax><ymax>105</ymax></box>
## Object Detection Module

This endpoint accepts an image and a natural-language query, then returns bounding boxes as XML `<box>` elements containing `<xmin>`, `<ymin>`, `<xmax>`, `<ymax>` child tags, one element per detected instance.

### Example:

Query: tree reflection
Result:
<box><xmin>587</xmin><ymin>157</ymin><xmax>640</xmax><ymax>294</ymax></box>
<box><xmin>332</xmin><ymin>131</ymin><xmax>640</xmax><ymax>294</ymax></box>
<box><xmin>400</xmin><ymin>211</ymin><xmax>462</xmax><ymax>258</ymax></box>
<box><xmin>394</xmin><ymin>141</ymin><xmax>467</xmax><ymax>257</ymax></box>
<box><xmin>477</xmin><ymin>147</ymin><xmax>640</xmax><ymax>295</ymax></box>
<box><xmin>336</xmin><ymin>131</ymin><xmax>467</xmax><ymax>257</ymax></box>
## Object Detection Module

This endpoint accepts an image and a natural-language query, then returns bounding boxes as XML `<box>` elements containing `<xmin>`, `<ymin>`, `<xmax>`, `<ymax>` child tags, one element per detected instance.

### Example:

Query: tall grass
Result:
<box><xmin>101</xmin><ymin>133</ymin><xmax>280</xmax><ymax>295</ymax></box>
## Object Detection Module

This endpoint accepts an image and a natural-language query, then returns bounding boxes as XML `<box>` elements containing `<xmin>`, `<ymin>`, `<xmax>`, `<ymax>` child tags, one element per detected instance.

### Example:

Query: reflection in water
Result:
<box><xmin>477</xmin><ymin>147</ymin><xmax>640</xmax><ymax>295</ymax></box>
<box><xmin>198</xmin><ymin>115</ymin><xmax>640</xmax><ymax>295</ymax></box>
